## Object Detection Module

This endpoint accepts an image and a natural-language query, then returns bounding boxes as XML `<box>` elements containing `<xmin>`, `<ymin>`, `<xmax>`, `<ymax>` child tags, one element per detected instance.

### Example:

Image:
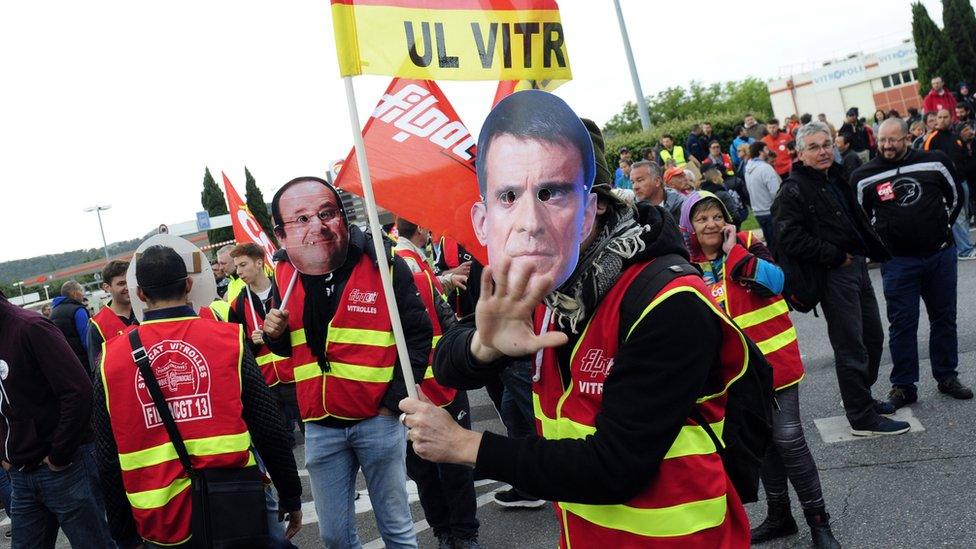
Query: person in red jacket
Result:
<box><xmin>762</xmin><ymin>118</ymin><xmax>795</xmax><ymax>177</ymax></box>
<box><xmin>679</xmin><ymin>192</ymin><xmax>840</xmax><ymax>549</ymax></box>
<box><xmin>923</xmin><ymin>76</ymin><xmax>958</xmax><ymax>118</ymax></box>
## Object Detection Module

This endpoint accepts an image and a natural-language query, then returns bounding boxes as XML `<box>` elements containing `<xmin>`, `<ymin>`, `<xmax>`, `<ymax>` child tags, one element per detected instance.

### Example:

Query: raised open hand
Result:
<box><xmin>470</xmin><ymin>257</ymin><xmax>568</xmax><ymax>363</ymax></box>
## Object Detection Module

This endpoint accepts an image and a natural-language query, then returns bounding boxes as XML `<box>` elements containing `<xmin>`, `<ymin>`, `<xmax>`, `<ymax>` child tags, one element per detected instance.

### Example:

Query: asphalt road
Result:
<box><xmin>15</xmin><ymin>258</ymin><xmax>976</xmax><ymax>548</ymax></box>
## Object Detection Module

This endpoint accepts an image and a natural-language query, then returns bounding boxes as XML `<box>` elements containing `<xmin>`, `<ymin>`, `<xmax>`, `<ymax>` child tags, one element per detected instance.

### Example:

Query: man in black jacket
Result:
<box><xmin>262</xmin><ymin>176</ymin><xmax>431</xmax><ymax>549</ymax></box>
<box><xmin>49</xmin><ymin>280</ymin><xmax>92</xmax><ymax>376</ymax></box>
<box><xmin>94</xmin><ymin>246</ymin><xmax>303</xmax><ymax>547</ymax></box>
<box><xmin>772</xmin><ymin>121</ymin><xmax>909</xmax><ymax>436</ymax></box>
<box><xmin>851</xmin><ymin>118</ymin><xmax>973</xmax><ymax>409</ymax></box>
<box><xmin>0</xmin><ymin>292</ymin><xmax>112</xmax><ymax>547</ymax></box>
<box><xmin>399</xmin><ymin>92</ymin><xmax>752</xmax><ymax>547</ymax></box>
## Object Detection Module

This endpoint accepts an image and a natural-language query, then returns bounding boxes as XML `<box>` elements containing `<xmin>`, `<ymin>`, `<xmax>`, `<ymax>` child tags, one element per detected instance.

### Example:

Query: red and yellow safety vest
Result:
<box><xmin>397</xmin><ymin>247</ymin><xmax>456</xmax><ymax>407</ymax></box>
<box><xmin>230</xmin><ymin>288</ymin><xmax>291</xmax><ymax>386</ymax></box>
<box><xmin>91</xmin><ymin>305</ymin><xmax>134</xmax><ymax>342</ymax></box>
<box><xmin>276</xmin><ymin>255</ymin><xmax>397</xmax><ymax>421</ymax></box>
<box><xmin>100</xmin><ymin>316</ymin><xmax>255</xmax><ymax>546</ymax></box>
<box><xmin>532</xmin><ymin>261</ymin><xmax>750</xmax><ymax>548</ymax></box>
<box><xmin>709</xmin><ymin>232</ymin><xmax>804</xmax><ymax>390</ymax></box>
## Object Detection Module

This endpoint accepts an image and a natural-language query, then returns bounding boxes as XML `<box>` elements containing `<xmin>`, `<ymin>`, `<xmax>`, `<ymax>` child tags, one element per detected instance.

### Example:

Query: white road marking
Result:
<box><xmin>814</xmin><ymin>407</ymin><xmax>924</xmax><ymax>443</ymax></box>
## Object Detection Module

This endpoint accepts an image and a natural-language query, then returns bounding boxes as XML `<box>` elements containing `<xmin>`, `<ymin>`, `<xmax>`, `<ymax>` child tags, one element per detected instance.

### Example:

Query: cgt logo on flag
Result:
<box><xmin>373</xmin><ymin>83</ymin><xmax>476</xmax><ymax>161</ymax></box>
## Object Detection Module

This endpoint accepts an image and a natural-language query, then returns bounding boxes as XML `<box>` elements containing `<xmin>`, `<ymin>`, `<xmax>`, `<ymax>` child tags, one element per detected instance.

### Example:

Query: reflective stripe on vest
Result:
<box><xmin>531</xmin><ymin>261</ymin><xmax>748</xmax><ymax>545</ymax></box>
<box><xmin>278</xmin><ymin>255</ymin><xmax>397</xmax><ymax>421</ymax></box>
<box><xmin>723</xmin><ymin>232</ymin><xmax>805</xmax><ymax>390</ymax></box>
<box><xmin>101</xmin><ymin>317</ymin><xmax>253</xmax><ymax>545</ymax></box>
<box><xmin>659</xmin><ymin>146</ymin><xmax>687</xmax><ymax>165</ymax></box>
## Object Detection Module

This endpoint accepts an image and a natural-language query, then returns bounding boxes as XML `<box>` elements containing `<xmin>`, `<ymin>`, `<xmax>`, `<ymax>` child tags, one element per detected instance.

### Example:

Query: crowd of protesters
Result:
<box><xmin>1</xmin><ymin>76</ymin><xmax>975</xmax><ymax>549</ymax></box>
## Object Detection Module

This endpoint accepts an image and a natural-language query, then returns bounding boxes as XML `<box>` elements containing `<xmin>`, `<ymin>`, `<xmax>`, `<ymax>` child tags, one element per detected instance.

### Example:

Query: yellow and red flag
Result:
<box><xmin>222</xmin><ymin>172</ymin><xmax>278</xmax><ymax>268</ymax></box>
<box><xmin>331</xmin><ymin>0</ymin><xmax>572</xmax><ymax>82</ymax></box>
<box><xmin>334</xmin><ymin>78</ymin><xmax>487</xmax><ymax>265</ymax></box>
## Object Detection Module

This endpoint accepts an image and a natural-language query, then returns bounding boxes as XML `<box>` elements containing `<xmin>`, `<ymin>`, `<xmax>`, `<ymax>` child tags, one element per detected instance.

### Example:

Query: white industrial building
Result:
<box><xmin>768</xmin><ymin>40</ymin><xmax>921</xmax><ymax>123</ymax></box>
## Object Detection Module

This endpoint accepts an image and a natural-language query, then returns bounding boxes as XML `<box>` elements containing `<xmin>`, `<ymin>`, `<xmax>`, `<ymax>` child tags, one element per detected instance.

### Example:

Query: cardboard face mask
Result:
<box><xmin>470</xmin><ymin>90</ymin><xmax>597</xmax><ymax>295</ymax></box>
<box><xmin>272</xmin><ymin>179</ymin><xmax>350</xmax><ymax>276</ymax></box>
<box><xmin>126</xmin><ymin>234</ymin><xmax>217</xmax><ymax>322</ymax></box>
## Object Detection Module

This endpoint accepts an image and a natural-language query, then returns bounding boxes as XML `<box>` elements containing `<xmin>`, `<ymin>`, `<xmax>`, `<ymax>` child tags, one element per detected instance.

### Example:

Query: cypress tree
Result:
<box><xmin>200</xmin><ymin>167</ymin><xmax>235</xmax><ymax>246</ymax></box>
<box><xmin>913</xmin><ymin>2</ymin><xmax>964</xmax><ymax>95</ymax></box>
<box><xmin>244</xmin><ymin>166</ymin><xmax>278</xmax><ymax>246</ymax></box>
<box><xmin>942</xmin><ymin>0</ymin><xmax>976</xmax><ymax>86</ymax></box>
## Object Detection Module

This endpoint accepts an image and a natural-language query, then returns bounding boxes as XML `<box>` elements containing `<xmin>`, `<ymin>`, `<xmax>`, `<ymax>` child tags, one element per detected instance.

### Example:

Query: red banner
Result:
<box><xmin>335</xmin><ymin>78</ymin><xmax>487</xmax><ymax>265</ymax></box>
<box><xmin>222</xmin><ymin>173</ymin><xmax>278</xmax><ymax>267</ymax></box>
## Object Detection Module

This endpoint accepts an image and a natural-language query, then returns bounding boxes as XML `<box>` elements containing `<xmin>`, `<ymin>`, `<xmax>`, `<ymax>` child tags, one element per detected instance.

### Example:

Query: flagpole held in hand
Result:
<box><xmin>343</xmin><ymin>76</ymin><xmax>419</xmax><ymax>399</ymax></box>
<box><xmin>279</xmin><ymin>270</ymin><xmax>299</xmax><ymax>312</ymax></box>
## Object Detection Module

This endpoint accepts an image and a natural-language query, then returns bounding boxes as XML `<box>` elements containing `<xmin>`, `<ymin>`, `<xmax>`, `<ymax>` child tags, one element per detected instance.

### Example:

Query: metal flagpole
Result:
<box><xmin>612</xmin><ymin>0</ymin><xmax>651</xmax><ymax>131</ymax></box>
<box><xmin>342</xmin><ymin>76</ymin><xmax>419</xmax><ymax>399</ymax></box>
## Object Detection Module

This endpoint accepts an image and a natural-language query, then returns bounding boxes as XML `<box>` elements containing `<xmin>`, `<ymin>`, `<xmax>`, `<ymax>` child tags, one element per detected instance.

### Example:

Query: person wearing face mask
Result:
<box><xmin>262</xmin><ymin>177</ymin><xmax>432</xmax><ymax>549</ymax></box>
<box><xmin>851</xmin><ymin>118</ymin><xmax>973</xmax><ymax>410</ymax></box>
<box><xmin>400</xmin><ymin>92</ymin><xmax>753</xmax><ymax>548</ymax></box>
<box><xmin>678</xmin><ymin>192</ymin><xmax>840</xmax><ymax>549</ymax></box>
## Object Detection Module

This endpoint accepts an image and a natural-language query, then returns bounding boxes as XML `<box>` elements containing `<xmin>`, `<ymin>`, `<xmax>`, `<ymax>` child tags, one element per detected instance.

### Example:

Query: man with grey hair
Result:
<box><xmin>852</xmin><ymin>117</ymin><xmax>973</xmax><ymax>408</ymax></box>
<box><xmin>49</xmin><ymin>280</ymin><xmax>93</xmax><ymax>375</ymax></box>
<box><xmin>773</xmin><ymin>122</ymin><xmax>910</xmax><ymax>436</ymax></box>
<box><xmin>630</xmin><ymin>160</ymin><xmax>684</xmax><ymax>219</ymax></box>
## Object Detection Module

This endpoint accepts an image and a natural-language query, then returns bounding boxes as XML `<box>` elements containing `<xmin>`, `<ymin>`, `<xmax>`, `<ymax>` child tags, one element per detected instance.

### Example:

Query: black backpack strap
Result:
<box><xmin>127</xmin><ymin>329</ymin><xmax>195</xmax><ymax>476</ymax></box>
<box><xmin>690</xmin><ymin>407</ymin><xmax>726</xmax><ymax>454</ymax></box>
<box><xmin>619</xmin><ymin>254</ymin><xmax>700</xmax><ymax>336</ymax></box>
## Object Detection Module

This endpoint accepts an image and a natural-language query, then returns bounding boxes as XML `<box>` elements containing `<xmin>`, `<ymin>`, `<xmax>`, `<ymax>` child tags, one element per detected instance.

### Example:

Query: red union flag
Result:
<box><xmin>335</xmin><ymin>78</ymin><xmax>487</xmax><ymax>265</ymax></box>
<box><xmin>222</xmin><ymin>173</ymin><xmax>278</xmax><ymax>267</ymax></box>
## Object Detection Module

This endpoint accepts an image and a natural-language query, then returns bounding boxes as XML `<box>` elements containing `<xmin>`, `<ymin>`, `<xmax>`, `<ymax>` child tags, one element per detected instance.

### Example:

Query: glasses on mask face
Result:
<box><xmin>274</xmin><ymin>208</ymin><xmax>340</xmax><ymax>232</ymax></box>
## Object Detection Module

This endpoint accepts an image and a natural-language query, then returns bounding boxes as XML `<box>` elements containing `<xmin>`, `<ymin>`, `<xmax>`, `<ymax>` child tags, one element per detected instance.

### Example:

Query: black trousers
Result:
<box><xmin>406</xmin><ymin>391</ymin><xmax>479</xmax><ymax>539</ymax></box>
<box><xmin>818</xmin><ymin>258</ymin><xmax>885</xmax><ymax>428</ymax></box>
<box><xmin>760</xmin><ymin>384</ymin><xmax>826</xmax><ymax>511</ymax></box>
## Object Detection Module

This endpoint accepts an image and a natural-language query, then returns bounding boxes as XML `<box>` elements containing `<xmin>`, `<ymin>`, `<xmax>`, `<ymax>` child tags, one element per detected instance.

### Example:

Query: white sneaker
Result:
<box><xmin>958</xmin><ymin>251</ymin><xmax>976</xmax><ymax>261</ymax></box>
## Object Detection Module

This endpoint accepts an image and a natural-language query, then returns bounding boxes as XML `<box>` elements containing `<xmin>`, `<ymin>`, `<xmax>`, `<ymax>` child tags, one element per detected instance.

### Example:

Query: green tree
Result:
<box><xmin>244</xmin><ymin>166</ymin><xmax>278</xmax><ymax>246</ymax></box>
<box><xmin>942</xmin><ymin>0</ymin><xmax>976</xmax><ymax>85</ymax></box>
<box><xmin>200</xmin><ymin>167</ymin><xmax>235</xmax><ymax>246</ymax></box>
<box><xmin>913</xmin><ymin>2</ymin><xmax>964</xmax><ymax>95</ymax></box>
<box><xmin>603</xmin><ymin>77</ymin><xmax>773</xmax><ymax>136</ymax></box>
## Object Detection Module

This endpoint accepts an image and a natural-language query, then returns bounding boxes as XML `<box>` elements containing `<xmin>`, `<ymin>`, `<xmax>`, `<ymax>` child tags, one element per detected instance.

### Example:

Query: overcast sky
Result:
<box><xmin>0</xmin><ymin>0</ymin><xmax>956</xmax><ymax>264</ymax></box>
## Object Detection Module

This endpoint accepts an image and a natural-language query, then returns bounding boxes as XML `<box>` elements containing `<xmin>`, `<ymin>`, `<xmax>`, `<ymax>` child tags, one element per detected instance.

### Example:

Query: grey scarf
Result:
<box><xmin>543</xmin><ymin>205</ymin><xmax>648</xmax><ymax>333</ymax></box>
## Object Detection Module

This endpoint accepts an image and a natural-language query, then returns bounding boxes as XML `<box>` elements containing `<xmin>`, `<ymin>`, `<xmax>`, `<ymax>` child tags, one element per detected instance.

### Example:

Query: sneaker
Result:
<box><xmin>493</xmin><ymin>488</ymin><xmax>546</xmax><ymax>509</ymax></box>
<box><xmin>888</xmin><ymin>386</ymin><xmax>918</xmax><ymax>409</ymax></box>
<box><xmin>454</xmin><ymin>536</ymin><xmax>482</xmax><ymax>549</ymax></box>
<box><xmin>938</xmin><ymin>377</ymin><xmax>974</xmax><ymax>400</ymax></box>
<box><xmin>435</xmin><ymin>534</ymin><xmax>453</xmax><ymax>549</ymax></box>
<box><xmin>873</xmin><ymin>399</ymin><xmax>896</xmax><ymax>416</ymax></box>
<box><xmin>958</xmin><ymin>250</ymin><xmax>976</xmax><ymax>261</ymax></box>
<box><xmin>850</xmin><ymin>417</ymin><xmax>911</xmax><ymax>437</ymax></box>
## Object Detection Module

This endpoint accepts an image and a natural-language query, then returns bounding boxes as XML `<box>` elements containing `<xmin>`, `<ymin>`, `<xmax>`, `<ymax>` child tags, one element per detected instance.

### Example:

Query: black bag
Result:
<box><xmin>775</xmin><ymin>182</ymin><xmax>827</xmax><ymax>314</ymax></box>
<box><xmin>128</xmin><ymin>330</ymin><xmax>270</xmax><ymax>549</ymax></box>
<box><xmin>691</xmin><ymin>338</ymin><xmax>775</xmax><ymax>504</ymax></box>
<box><xmin>621</xmin><ymin>255</ymin><xmax>775</xmax><ymax>504</ymax></box>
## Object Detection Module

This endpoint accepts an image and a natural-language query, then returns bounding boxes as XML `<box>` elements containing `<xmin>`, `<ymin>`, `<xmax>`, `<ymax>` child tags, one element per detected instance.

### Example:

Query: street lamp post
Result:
<box><xmin>12</xmin><ymin>281</ymin><xmax>23</xmax><ymax>303</ymax></box>
<box><xmin>43</xmin><ymin>285</ymin><xmax>50</xmax><ymax>301</ymax></box>
<box><xmin>83</xmin><ymin>204</ymin><xmax>112</xmax><ymax>261</ymax></box>
<box><xmin>612</xmin><ymin>0</ymin><xmax>651</xmax><ymax>132</ymax></box>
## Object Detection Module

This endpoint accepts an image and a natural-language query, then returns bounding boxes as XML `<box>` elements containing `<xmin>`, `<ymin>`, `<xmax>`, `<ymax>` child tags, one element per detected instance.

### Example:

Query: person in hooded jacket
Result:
<box><xmin>679</xmin><ymin>191</ymin><xmax>840</xmax><ymax>548</ymax></box>
<box><xmin>400</xmin><ymin>96</ymin><xmax>752</xmax><ymax>548</ymax></box>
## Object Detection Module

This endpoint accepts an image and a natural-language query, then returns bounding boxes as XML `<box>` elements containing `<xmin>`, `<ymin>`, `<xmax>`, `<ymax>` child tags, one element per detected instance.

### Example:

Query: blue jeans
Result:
<box><xmin>305</xmin><ymin>416</ymin><xmax>416</xmax><ymax>549</ymax></box>
<box><xmin>9</xmin><ymin>443</ymin><xmax>113</xmax><ymax>548</ymax></box>
<box><xmin>952</xmin><ymin>181</ymin><xmax>973</xmax><ymax>256</ymax></box>
<box><xmin>0</xmin><ymin>468</ymin><xmax>10</xmax><ymax>517</ymax></box>
<box><xmin>500</xmin><ymin>359</ymin><xmax>535</xmax><ymax>439</ymax></box>
<box><xmin>882</xmin><ymin>247</ymin><xmax>959</xmax><ymax>388</ymax></box>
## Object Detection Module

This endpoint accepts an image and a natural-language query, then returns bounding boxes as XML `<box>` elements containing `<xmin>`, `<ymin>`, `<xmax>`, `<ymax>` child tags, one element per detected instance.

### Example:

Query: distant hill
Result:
<box><xmin>0</xmin><ymin>236</ymin><xmax>146</xmax><ymax>285</ymax></box>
